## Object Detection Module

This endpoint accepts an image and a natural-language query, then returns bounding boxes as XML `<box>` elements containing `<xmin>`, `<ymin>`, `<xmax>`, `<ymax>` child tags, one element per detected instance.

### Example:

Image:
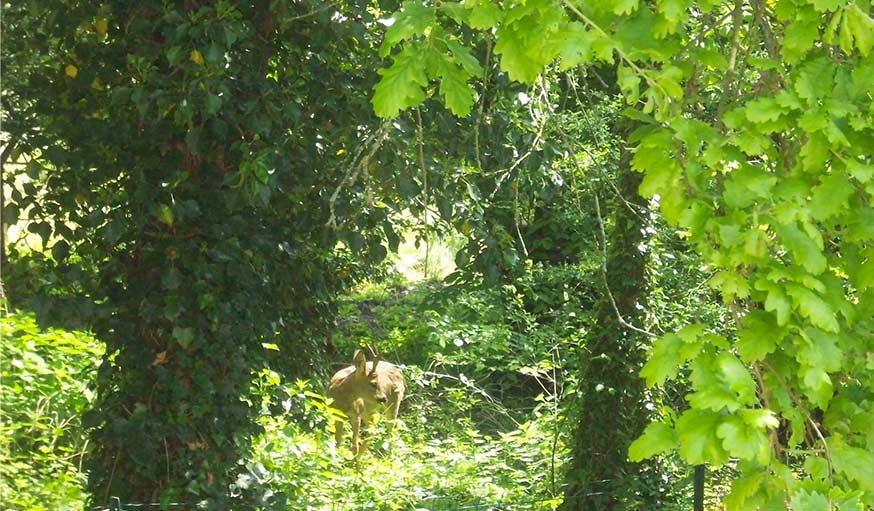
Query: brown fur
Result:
<box><xmin>328</xmin><ymin>349</ymin><xmax>404</xmax><ymax>457</ymax></box>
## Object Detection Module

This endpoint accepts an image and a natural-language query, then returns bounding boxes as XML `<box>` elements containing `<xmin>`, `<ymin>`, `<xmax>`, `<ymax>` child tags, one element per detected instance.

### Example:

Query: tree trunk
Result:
<box><xmin>561</xmin><ymin>151</ymin><xmax>653</xmax><ymax>510</ymax></box>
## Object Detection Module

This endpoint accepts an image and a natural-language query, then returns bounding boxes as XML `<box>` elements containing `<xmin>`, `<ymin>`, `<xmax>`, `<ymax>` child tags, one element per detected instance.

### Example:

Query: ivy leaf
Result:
<box><xmin>675</xmin><ymin>409</ymin><xmax>729</xmax><ymax>465</ymax></box>
<box><xmin>628</xmin><ymin>421</ymin><xmax>677</xmax><ymax>461</ymax></box>
<box><xmin>379</xmin><ymin>1</ymin><xmax>435</xmax><ymax>57</ymax></box>
<box><xmin>172</xmin><ymin>327</ymin><xmax>194</xmax><ymax>349</ymax></box>
<box><xmin>373</xmin><ymin>45</ymin><xmax>428</xmax><ymax>118</ymax></box>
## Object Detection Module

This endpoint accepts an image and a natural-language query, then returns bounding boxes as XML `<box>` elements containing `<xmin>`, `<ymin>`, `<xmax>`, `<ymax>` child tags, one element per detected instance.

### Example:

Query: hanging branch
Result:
<box><xmin>326</xmin><ymin>120</ymin><xmax>391</xmax><ymax>228</ymax></box>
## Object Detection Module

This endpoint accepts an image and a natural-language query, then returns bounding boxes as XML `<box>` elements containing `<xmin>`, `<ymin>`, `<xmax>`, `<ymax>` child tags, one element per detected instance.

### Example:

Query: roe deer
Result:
<box><xmin>328</xmin><ymin>347</ymin><xmax>404</xmax><ymax>457</ymax></box>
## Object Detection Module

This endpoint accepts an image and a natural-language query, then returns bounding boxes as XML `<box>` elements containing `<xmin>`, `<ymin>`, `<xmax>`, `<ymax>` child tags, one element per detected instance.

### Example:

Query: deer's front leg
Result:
<box><xmin>352</xmin><ymin>398</ymin><xmax>366</xmax><ymax>457</ymax></box>
<box><xmin>333</xmin><ymin>418</ymin><xmax>345</xmax><ymax>447</ymax></box>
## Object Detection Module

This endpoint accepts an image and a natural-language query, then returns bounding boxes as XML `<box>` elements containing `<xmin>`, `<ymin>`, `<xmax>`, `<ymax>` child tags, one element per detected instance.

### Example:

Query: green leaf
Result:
<box><xmin>708</xmin><ymin>271</ymin><xmax>750</xmax><ymax>301</ymax></box>
<box><xmin>794</xmin><ymin>58</ymin><xmax>833</xmax><ymax>102</ymax></box>
<box><xmin>687</xmin><ymin>352</ymin><xmax>756</xmax><ymax>412</ymax></box>
<box><xmin>556</xmin><ymin>21</ymin><xmax>596</xmax><ymax>71</ymax></box>
<box><xmin>789</xmin><ymin>489</ymin><xmax>829</xmax><ymax>511</ymax></box>
<box><xmin>205</xmin><ymin>93</ymin><xmax>222</xmax><ymax>116</ymax></box>
<box><xmin>830</xmin><ymin>436</ymin><xmax>874</xmax><ymax>490</ymax></box>
<box><xmin>379</xmin><ymin>1</ymin><xmax>435</xmax><ymax>57</ymax></box>
<box><xmin>804</xmin><ymin>455</ymin><xmax>830</xmax><ymax>480</ymax></box>
<box><xmin>723</xmin><ymin>165</ymin><xmax>777</xmax><ymax>209</ymax></box>
<box><xmin>716</xmin><ymin>413</ymin><xmax>772</xmax><ymax>464</ymax></box>
<box><xmin>847</xmin><ymin>160</ymin><xmax>874</xmax><ymax>182</ymax></box>
<box><xmin>51</xmin><ymin>240</ymin><xmax>70</xmax><ymax>262</ymax></box>
<box><xmin>809</xmin><ymin>173</ymin><xmax>854</xmax><ymax>221</ymax></box>
<box><xmin>172</xmin><ymin>327</ymin><xmax>194</xmax><ymax>349</ymax></box>
<box><xmin>373</xmin><ymin>45</ymin><xmax>429</xmax><ymax>118</ymax></box>
<box><xmin>755</xmin><ymin>279</ymin><xmax>792</xmax><ymax>326</ymax></box>
<box><xmin>799</xmin><ymin>328</ymin><xmax>843</xmax><ymax>372</ymax></box>
<box><xmin>467</xmin><ymin>0</ymin><xmax>504</xmax><ymax>29</ymax></box>
<box><xmin>724</xmin><ymin>468</ymin><xmax>765</xmax><ymax>510</ymax></box>
<box><xmin>628</xmin><ymin>421</ymin><xmax>677</xmax><ymax>461</ymax></box>
<box><xmin>718</xmin><ymin>352</ymin><xmax>757</xmax><ymax>403</ymax></box>
<box><xmin>675</xmin><ymin>409</ymin><xmax>729</xmax><ymax>465</ymax></box>
<box><xmin>785</xmin><ymin>283</ymin><xmax>839</xmax><ymax>333</ymax></box>
<box><xmin>494</xmin><ymin>26</ymin><xmax>543</xmax><ymax>83</ymax></box>
<box><xmin>613</xmin><ymin>0</ymin><xmax>639</xmax><ymax>15</ymax></box>
<box><xmin>640</xmin><ymin>325</ymin><xmax>704</xmax><ymax>386</ymax></box>
<box><xmin>156</xmin><ymin>204</ymin><xmax>174</xmax><ymax>226</ymax></box>
<box><xmin>845</xmin><ymin>4</ymin><xmax>874</xmax><ymax>56</ymax></box>
<box><xmin>445</xmin><ymin>39</ymin><xmax>483</xmax><ymax>77</ymax></box>
<box><xmin>800</xmin><ymin>364</ymin><xmax>834</xmax><ymax>408</ymax></box>
<box><xmin>617</xmin><ymin>64</ymin><xmax>641</xmax><ymax>104</ymax></box>
<box><xmin>745</xmin><ymin>97</ymin><xmax>785</xmax><ymax>123</ymax></box>
<box><xmin>810</xmin><ymin>0</ymin><xmax>848</xmax><ymax>12</ymax></box>
<box><xmin>737</xmin><ymin>311</ymin><xmax>784</xmax><ymax>362</ymax></box>
<box><xmin>782</xmin><ymin>8</ymin><xmax>820</xmax><ymax>63</ymax></box>
<box><xmin>437</xmin><ymin>65</ymin><xmax>475</xmax><ymax>116</ymax></box>
<box><xmin>774</xmin><ymin>221</ymin><xmax>827</xmax><ymax>275</ymax></box>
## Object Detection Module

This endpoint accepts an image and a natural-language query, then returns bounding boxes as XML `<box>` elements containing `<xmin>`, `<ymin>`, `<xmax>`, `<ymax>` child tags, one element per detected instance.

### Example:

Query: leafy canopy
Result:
<box><xmin>372</xmin><ymin>1</ymin><xmax>874</xmax><ymax>509</ymax></box>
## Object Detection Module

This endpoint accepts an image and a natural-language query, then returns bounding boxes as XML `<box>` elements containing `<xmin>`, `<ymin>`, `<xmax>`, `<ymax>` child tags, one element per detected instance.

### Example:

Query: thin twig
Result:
<box><xmin>326</xmin><ymin>121</ymin><xmax>391</xmax><ymax>228</ymax></box>
<box><xmin>473</xmin><ymin>39</ymin><xmax>492</xmax><ymax>173</ymax></box>
<box><xmin>593</xmin><ymin>191</ymin><xmax>657</xmax><ymax>338</ymax></box>
<box><xmin>287</xmin><ymin>1</ymin><xmax>340</xmax><ymax>22</ymax></box>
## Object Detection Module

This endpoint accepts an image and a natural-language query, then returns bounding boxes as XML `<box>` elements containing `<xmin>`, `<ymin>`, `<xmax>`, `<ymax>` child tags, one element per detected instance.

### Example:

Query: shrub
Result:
<box><xmin>1</xmin><ymin>311</ymin><xmax>102</xmax><ymax>510</ymax></box>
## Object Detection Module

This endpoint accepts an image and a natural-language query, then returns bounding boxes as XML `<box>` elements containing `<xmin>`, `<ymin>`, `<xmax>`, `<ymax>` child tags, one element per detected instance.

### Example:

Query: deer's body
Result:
<box><xmin>328</xmin><ymin>349</ymin><xmax>404</xmax><ymax>456</ymax></box>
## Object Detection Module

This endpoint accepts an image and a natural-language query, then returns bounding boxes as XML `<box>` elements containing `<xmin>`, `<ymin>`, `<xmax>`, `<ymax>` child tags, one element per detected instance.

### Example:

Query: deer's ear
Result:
<box><xmin>353</xmin><ymin>349</ymin><xmax>367</xmax><ymax>375</ymax></box>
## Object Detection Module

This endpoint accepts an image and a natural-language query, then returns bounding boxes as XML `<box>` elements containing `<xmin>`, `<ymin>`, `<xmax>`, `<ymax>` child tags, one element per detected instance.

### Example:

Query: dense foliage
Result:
<box><xmin>0</xmin><ymin>312</ymin><xmax>102</xmax><ymax>510</ymax></box>
<box><xmin>3</xmin><ymin>0</ymin><xmax>401</xmax><ymax>505</ymax></box>
<box><xmin>373</xmin><ymin>1</ymin><xmax>874</xmax><ymax>509</ymax></box>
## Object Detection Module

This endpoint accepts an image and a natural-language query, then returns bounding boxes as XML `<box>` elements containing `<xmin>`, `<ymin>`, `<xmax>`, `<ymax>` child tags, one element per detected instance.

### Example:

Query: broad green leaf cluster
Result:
<box><xmin>374</xmin><ymin>1</ymin><xmax>874</xmax><ymax>508</ymax></box>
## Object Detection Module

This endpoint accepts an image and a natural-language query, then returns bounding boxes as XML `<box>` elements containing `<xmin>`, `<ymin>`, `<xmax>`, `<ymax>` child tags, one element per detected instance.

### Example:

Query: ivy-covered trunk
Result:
<box><xmin>561</xmin><ymin>155</ymin><xmax>652</xmax><ymax>510</ymax></box>
<box><xmin>5</xmin><ymin>0</ymin><xmax>390</xmax><ymax>506</ymax></box>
